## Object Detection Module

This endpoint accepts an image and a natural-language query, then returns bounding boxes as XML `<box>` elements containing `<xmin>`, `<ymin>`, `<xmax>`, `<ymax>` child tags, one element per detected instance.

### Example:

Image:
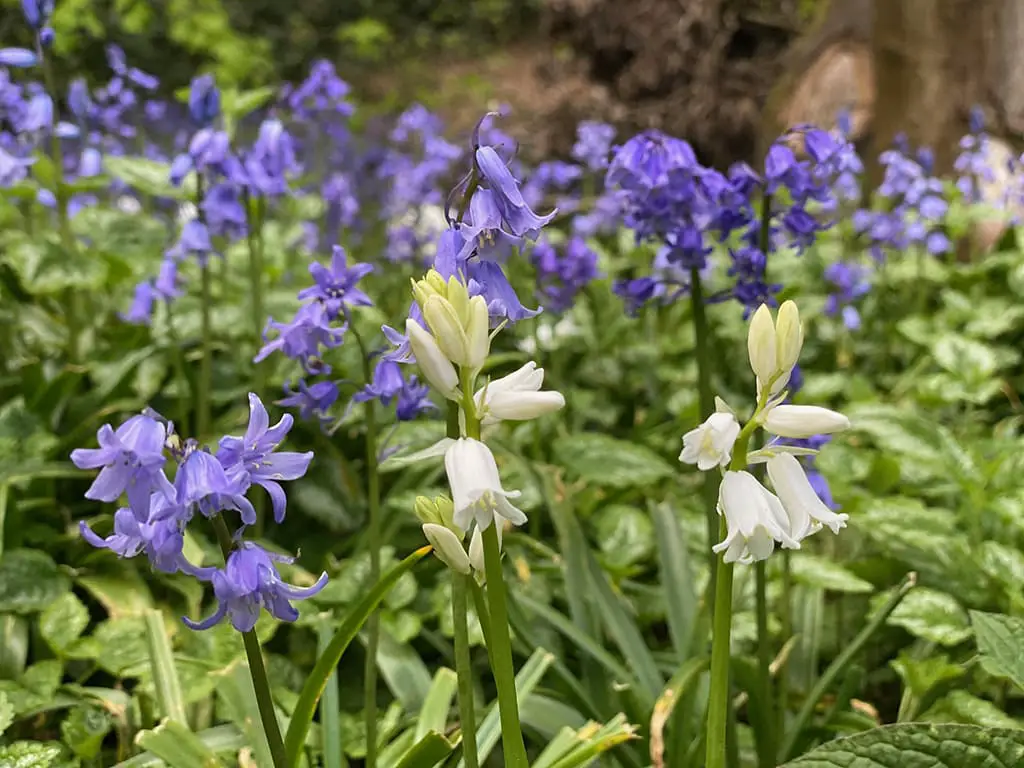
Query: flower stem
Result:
<box><xmin>480</xmin><ymin>524</ymin><xmax>529</xmax><ymax>768</ymax></box>
<box><xmin>704</xmin><ymin>519</ymin><xmax>734</xmax><ymax>768</ymax></box>
<box><xmin>246</xmin><ymin>193</ymin><xmax>266</xmax><ymax>395</ymax></box>
<box><xmin>689</xmin><ymin>269</ymin><xmax>719</xmax><ymax>592</ymax></box>
<box><xmin>198</xmin><ymin>261</ymin><xmax>213</xmax><ymax>439</ymax></box>
<box><xmin>453</xmin><ymin>573</ymin><xmax>480</xmax><ymax>768</ymax></box>
<box><xmin>210</xmin><ymin>516</ymin><xmax>288</xmax><ymax>768</ymax></box>
<box><xmin>754</xmin><ymin>560</ymin><xmax>774</xmax><ymax>767</ymax></box>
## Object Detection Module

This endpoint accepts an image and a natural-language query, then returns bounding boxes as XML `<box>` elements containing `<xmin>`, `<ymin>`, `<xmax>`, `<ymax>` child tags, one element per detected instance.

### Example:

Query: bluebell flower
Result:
<box><xmin>473</xmin><ymin>144</ymin><xmax>556</xmax><ymax>239</ymax></box>
<box><xmin>395</xmin><ymin>375</ymin><xmax>433</xmax><ymax>421</ymax></box>
<box><xmin>70</xmin><ymin>414</ymin><xmax>174</xmax><ymax>520</ymax></box>
<box><xmin>521</xmin><ymin>160</ymin><xmax>583</xmax><ymax>211</ymax></box>
<box><xmin>170</xmin><ymin>448</ymin><xmax>256</xmax><ymax>526</ymax></box>
<box><xmin>216</xmin><ymin>394</ymin><xmax>313</xmax><ymax>524</ymax></box>
<box><xmin>188</xmin><ymin>74</ymin><xmax>220</xmax><ymax>127</ymax></box>
<box><xmin>382</xmin><ymin>301</ymin><xmax>425</xmax><ymax>364</ymax></box>
<box><xmin>278</xmin><ymin>379</ymin><xmax>339</xmax><ymax>425</ymax></box>
<box><xmin>955</xmin><ymin>106</ymin><xmax>994</xmax><ymax>204</ymax></box>
<box><xmin>105</xmin><ymin>45</ymin><xmax>158</xmax><ymax>91</ymax></box>
<box><xmin>284</xmin><ymin>60</ymin><xmax>353</xmax><ymax>120</ymax></box>
<box><xmin>531</xmin><ymin>236</ymin><xmax>600</xmax><ymax>314</ymax></box>
<box><xmin>120</xmin><ymin>282</ymin><xmax>156</xmax><ymax>325</ymax></box>
<box><xmin>353</xmin><ymin>359</ymin><xmax>405</xmax><ymax>407</ymax></box>
<box><xmin>154</xmin><ymin>257</ymin><xmax>184</xmax><ymax>301</ymax></box>
<box><xmin>21</xmin><ymin>0</ymin><xmax>54</xmax><ymax>29</ymax></box>
<box><xmin>613</xmin><ymin>276</ymin><xmax>661</xmax><ymax>316</ymax></box>
<box><xmin>297</xmin><ymin>246</ymin><xmax>373</xmax><ymax>319</ymax></box>
<box><xmin>824</xmin><ymin>262</ymin><xmax>870</xmax><ymax>330</ymax></box>
<box><xmin>0</xmin><ymin>145</ymin><xmax>34</xmax><ymax>186</ymax></box>
<box><xmin>468</xmin><ymin>259</ymin><xmax>541</xmax><ymax>323</ymax></box>
<box><xmin>777</xmin><ymin>434</ymin><xmax>838</xmax><ymax>509</ymax></box>
<box><xmin>183</xmin><ymin>541</ymin><xmax>327</xmax><ymax>632</ymax></box>
<box><xmin>0</xmin><ymin>48</ymin><xmax>37</xmax><ymax>68</ymax></box>
<box><xmin>201</xmin><ymin>182</ymin><xmax>247</xmax><ymax>239</ymax></box>
<box><xmin>572</xmin><ymin>121</ymin><xmax>616</xmax><ymax>172</ymax></box>
<box><xmin>244</xmin><ymin>117</ymin><xmax>299</xmax><ymax>197</ymax></box>
<box><xmin>255</xmin><ymin>302</ymin><xmax>346</xmax><ymax>374</ymax></box>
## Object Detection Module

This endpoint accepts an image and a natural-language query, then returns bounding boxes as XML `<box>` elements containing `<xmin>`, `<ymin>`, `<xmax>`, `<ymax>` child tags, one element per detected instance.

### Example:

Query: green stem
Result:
<box><xmin>754</xmin><ymin>560</ymin><xmax>774</xmax><ymax>767</ymax></box>
<box><xmin>198</xmin><ymin>261</ymin><xmax>213</xmax><ymax>439</ymax></box>
<box><xmin>164</xmin><ymin>303</ymin><xmax>193</xmax><ymax>436</ymax></box>
<box><xmin>38</xmin><ymin>39</ymin><xmax>82</xmax><ymax>363</ymax></box>
<box><xmin>779</xmin><ymin>550</ymin><xmax>793</xmax><ymax>732</ymax></box>
<box><xmin>779</xmin><ymin>573</ymin><xmax>917</xmax><ymax>762</ymax></box>
<box><xmin>350</xmin><ymin>323</ymin><xmax>381</xmax><ymax>768</ymax></box>
<box><xmin>453</xmin><ymin>573</ymin><xmax>480</xmax><ymax>768</ymax></box>
<box><xmin>689</xmin><ymin>269</ymin><xmax>719</xmax><ymax>594</ymax></box>
<box><xmin>704</xmin><ymin>519</ymin><xmax>734</xmax><ymax>768</ymax></box>
<box><xmin>246</xmin><ymin>193</ymin><xmax>266</xmax><ymax>395</ymax></box>
<box><xmin>481</xmin><ymin>524</ymin><xmax>529</xmax><ymax>768</ymax></box>
<box><xmin>210</xmin><ymin>516</ymin><xmax>288</xmax><ymax>768</ymax></box>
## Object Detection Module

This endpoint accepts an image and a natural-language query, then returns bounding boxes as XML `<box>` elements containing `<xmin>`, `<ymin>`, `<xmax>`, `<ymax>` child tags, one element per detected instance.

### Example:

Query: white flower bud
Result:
<box><xmin>468</xmin><ymin>520</ymin><xmax>503</xmax><ymax>575</ymax></box>
<box><xmin>423</xmin><ymin>295</ymin><xmax>472</xmax><ymax>366</ymax></box>
<box><xmin>766</xmin><ymin>453</ymin><xmax>848</xmax><ymax>537</ymax></box>
<box><xmin>487</xmin><ymin>390</ymin><xmax>566</xmax><ymax>421</ymax></box>
<box><xmin>774</xmin><ymin>300</ymin><xmax>803</xmax><ymax>388</ymax></box>
<box><xmin>747</xmin><ymin>304</ymin><xmax>777</xmax><ymax>386</ymax></box>
<box><xmin>465</xmin><ymin>295</ymin><xmax>491</xmax><ymax>370</ymax></box>
<box><xmin>763</xmin><ymin>405</ymin><xmax>850</xmax><ymax>439</ymax></box>
<box><xmin>422</xmin><ymin>523</ymin><xmax>472</xmax><ymax>574</ymax></box>
<box><xmin>406</xmin><ymin>319</ymin><xmax>460</xmax><ymax>400</ymax></box>
<box><xmin>446</xmin><ymin>275</ymin><xmax>471</xmax><ymax>327</ymax></box>
<box><xmin>680</xmin><ymin>412</ymin><xmax>741</xmax><ymax>471</ymax></box>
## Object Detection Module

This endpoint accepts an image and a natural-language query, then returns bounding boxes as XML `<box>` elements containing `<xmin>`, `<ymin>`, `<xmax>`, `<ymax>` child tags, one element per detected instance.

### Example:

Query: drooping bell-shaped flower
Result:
<box><xmin>714</xmin><ymin>470</ymin><xmax>800</xmax><ymax>564</ymax></box>
<box><xmin>474</xmin><ymin>144</ymin><xmax>556</xmax><ymax>239</ymax></box>
<box><xmin>445</xmin><ymin>438</ymin><xmax>527</xmax><ymax>532</ymax></box>
<box><xmin>183</xmin><ymin>542</ymin><xmax>327</xmax><ymax>632</ymax></box>
<box><xmin>188</xmin><ymin>73</ymin><xmax>220</xmax><ymax>127</ymax></box>
<box><xmin>680</xmin><ymin>412</ymin><xmax>741</xmax><ymax>471</ymax></box>
<box><xmin>763</xmin><ymin>404</ymin><xmax>850</xmax><ymax>440</ymax></box>
<box><xmin>766</xmin><ymin>453</ymin><xmax>849</xmax><ymax>538</ymax></box>
<box><xmin>475</xmin><ymin>361</ymin><xmax>565</xmax><ymax>424</ymax></box>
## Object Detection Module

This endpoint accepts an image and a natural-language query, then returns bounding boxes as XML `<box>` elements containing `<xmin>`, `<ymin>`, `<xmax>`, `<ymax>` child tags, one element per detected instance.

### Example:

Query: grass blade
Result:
<box><xmin>651</xmin><ymin>502</ymin><xmax>697</xmax><ymax>659</ymax></box>
<box><xmin>133</xmin><ymin>720</ymin><xmax>220</xmax><ymax>768</ymax></box>
<box><xmin>317</xmin><ymin>621</ymin><xmax>345</xmax><ymax>768</ymax></box>
<box><xmin>415</xmin><ymin>668</ymin><xmax>458</xmax><ymax>742</ymax></box>
<box><xmin>285</xmin><ymin>546</ymin><xmax>430</xmax><ymax>767</ymax></box>
<box><xmin>394</xmin><ymin>731</ymin><xmax>457</xmax><ymax>768</ymax></box>
<box><xmin>116</xmin><ymin>725</ymin><xmax>244</xmax><ymax>767</ymax></box>
<box><xmin>143</xmin><ymin>610</ymin><xmax>187</xmax><ymax>725</ymax></box>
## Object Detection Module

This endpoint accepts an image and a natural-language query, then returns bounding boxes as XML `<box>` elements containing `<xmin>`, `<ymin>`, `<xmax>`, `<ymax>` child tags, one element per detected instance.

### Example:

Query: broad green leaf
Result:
<box><xmin>60</xmin><ymin>705</ymin><xmax>111</xmax><ymax>759</ymax></box>
<box><xmin>78</xmin><ymin>571</ymin><xmax>154</xmax><ymax>617</ymax></box>
<box><xmin>782</xmin><ymin>723</ymin><xmax>1024</xmax><ymax>766</ymax></box>
<box><xmin>0</xmin><ymin>741</ymin><xmax>65</xmax><ymax>767</ymax></box>
<box><xmin>0</xmin><ymin>549</ymin><xmax>70</xmax><ymax>613</ymax></box>
<box><xmin>592</xmin><ymin>504</ymin><xmax>654</xmax><ymax>569</ymax></box>
<box><xmin>22</xmin><ymin>660</ymin><xmax>62</xmax><ymax>696</ymax></box>
<box><xmin>87</xmin><ymin>617</ymin><xmax>150</xmax><ymax>676</ymax></box>
<box><xmin>0</xmin><ymin>691</ymin><xmax>12</xmax><ymax>735</ymax></box>
<box><xmin>553</xmin><ymin>434</ymin><xmax>673</xmax><ymax>489</ymax></box>
<box><xmin>284</xmin><ymin>546</ymin><xmax>431</xmax><ymax>767</ymax></box>
<box><xmin>134</xmin><ymin>720</ymin><xmax>221</xmax><ymax>768</ymax></box>
<box><xmin>115</xmin><ymin>725</ymin><xmax>245</xmax><ymax>767</ymax></box>
<box><xmin>978</xmin><ymin>541</ymin><xmax>1024</xmax><ymax>591</ymax></box>
<box><xmin>920</xmin><ymin>690</ymin><xmax>1021</xmax><ymax>729</ymax></box>
<box><xmin>789</xmin><ymin>553</ymin><xmax>874</xmax><ymax>594</ymax></box>
<box><xmin>40</xmin><ymin>593</ymin><xmax>89</xmax><ymax>654</ymax></box>
<box><xmin>882</xmin><ymin>587</ymin><xmax>972</xmax><ymax>646</ymax></box>
<box><xmin>970</xmin><ymin>610</ymin><xmax>1024</xmax><ymax>690</ymax></box>
<box><xmin>0</xmin><ymin>613</ymin><xmax>29</xmax><ymax>679</ymax></box>
<box><xmin>890</xmin><ymin>652</ymin><xmax>964</xmax><ymax>701</ymax></box>
<box><xmin>103</xmin><ymin>156</ymin><xmax>191</xmax><ymax>200</ymax></box>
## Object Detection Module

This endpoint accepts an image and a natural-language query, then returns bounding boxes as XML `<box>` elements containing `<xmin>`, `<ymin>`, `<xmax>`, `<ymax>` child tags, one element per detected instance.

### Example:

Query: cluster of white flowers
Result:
<box><xmin>680</xmin><ymin>301</ymin><xmax>850</xmax><ymax>565</ymax></box>
<box><xmin>406</xmin><ymin>269</ymin><xmax>565</xmax><ymax>575</ymax></box>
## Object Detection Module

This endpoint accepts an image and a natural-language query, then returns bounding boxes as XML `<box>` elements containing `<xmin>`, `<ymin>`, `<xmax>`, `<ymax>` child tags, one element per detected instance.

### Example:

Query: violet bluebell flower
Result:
<box><xmin>154</xmin><ymin>257</ymin><xmax>184</xmax><ymax>301</ymax></box>
<box><xmin>170</xmin><ymin>448</ymin><xmax>256</xmax><ymax>526</ymax></box>
<box><xmin>297</xmin><ymin>246</ymin><xmax>373</xmax><ymax>319</ymax></box>
<box><xmin>954</xmin><ymin>106</ymin><xmax>994</xmax><ymax>204</ymax></box>
<box><xmin>216</xmin><ymin>394</ymin><xmax>313</xmax><ymax>524</ymax></box>
<box><xmin>521</xmin><ymin>160</ymin><xmax>583</xmax><ymax>212</ymax></box>
<box><xmin>572</xmin><ymin>121</ymin><xmax>616</xmax><ymax>172</ymax></box>
<box><xmin>244</xmin><ymin>117</ymin><xmax>299</xmax><ymax>197</ymax></box>
<box><xmin>70</xmin><ymin>413</ymin><xmax>174</xmax><ymax>520</ymax></box>
<box><xmin>284</xmin><ymin>60</ymin><xmax>353</xmax><ymax>120</ymax></box>
<box><xmin>278</xmin><ymin>379</ymin><xmax>339</xmax><ymax>426</ymax></box>
<box><xmin>183</xmin><ymin>541</ymin><xmax>327</xmax><ymax>632</ymax></box>
<box><xmin>21</xmin><ymin>0</ymin><xmax>54</xmax><ymax>29</ymax></box>
<box><xmin>468</xmin><ymin>259</ymin><xmax>541</xmax><ymax>323</ymax></box>
<box><xmin>395</xmin><ymin>375</ymin><xmax>433</xmax><ymax>421</ymax></box>
<box><xmin>0</xmin><ymin>48</ymin><xmax>38</xmax><ymax>68</ymax></box>
<box><xmin>188</xmin><ymin>74</ymin><xmax>220</xmax><ymax>127</ymax></box>
<box><xmin>823</xmin><ymin>261</ymin><xmax>870</xmax><ymax>330</ymax></box>
<box><xmin>382</xmin><ymin>301</ymin><xmax>425</xmax><ymax>364</ymax></box>
<box><xmin>105</xmin><ymin>45</ymin><xmax>158</xmax><ymax>91</ymax></box>
<box><xmin>531</xmin><ymin>236</ymin><xmax>600</xmax><ymax>314</ymax></box>
<box><xmin>353</xmin><ymin>359</ymin><xmax>405</xmax><ymax>407</ymax></box>
<box><xmin>613</xmin><ymin>276</ymin><xmax>660</xmax><ymax>316</ymax></box>
<box><xmin>473</xmin><ymin>144</ymin><xmax>556</xmax><ymax>239</ymax></box>
<box><xmin>201</xmin><ymin>182</ymin><xmax>247</xmax><ymax>239</ymax></box>
<box><xmin>255</xmin><ymin>302</ymin><xmax>346</xmax><ymax>374</ymax></box>
<box><xmin>0</xmin><ymin>145</ymin><xmax>34</xmax><ymax>186</ymax></box>
<box><xmin>120</xmin><ymin>282</ymin><xmax>156</xmax><ymax>325</ymax></box>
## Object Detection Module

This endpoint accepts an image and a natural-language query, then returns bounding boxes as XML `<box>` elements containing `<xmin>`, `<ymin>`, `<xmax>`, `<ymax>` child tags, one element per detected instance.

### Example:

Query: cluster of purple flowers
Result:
<box><xmin>530</xmin><ymin>236</ymin><xmax>600</xmax><ymax>314</ymax></box>
<box><xmin>74</xmin><ymin>394</ymin><xmax>325</xmax><ymax>632</ymax></box>
<box><xmin>823</xmin><ymin>261</ymin><xmax>871</xmax><ymax>330</ymax></box>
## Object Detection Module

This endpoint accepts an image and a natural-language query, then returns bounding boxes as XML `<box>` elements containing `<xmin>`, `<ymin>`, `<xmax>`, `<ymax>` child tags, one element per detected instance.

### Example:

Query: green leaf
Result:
<box><xmin>0</xmin><ymin>549</ymin><xmax>70</xmax><ymax>613</ymax></box>
<box><xmin>592</xmin><ymin>504</ymin><xmax>654</xmax><ymax>569</ymax></box>
<box><xmin>60</xmin><ymin>705</ymin><xmax>111</xmax><ymax>759</ymax></box>
<box><xmin>414</xmin><ymin>668</ymin><xmax>457</xmax><ymax>743</ymax></box>
<box><xmin>40</xmin><ymin>593</ymin><xmax>89</xmax><ymax>654</ymax></box>
<box><xmin>0</xmin><ymin>691</ymin><xmax>13</xmax><ymax>735</ymax></box>
<box><xmin>392</xmin><ymin>731</ymin><xmax>457</xmax><ymax>768</ymax></box>
<box><xmin>651</xmin><ymin>502</ymin><xmax>697</xmax><ymax>659</ymax></box>
<box><xmin>134</xmin><ymin>720</ymin><xmax>221</xmax><ymax>768</ymax></box>
<box><xmin>882</xmin><ymin>587</ymin><xmax>972</xmax><ymax>646</ymax></box>
<box><xmin>144</xmin><ymin>610</ymin><xmax>187</xmax><ymax>723</ymax></box>
<box><xmin>104</xmin><ymin>156</ymin><xmax>191</xmax><ymax>200</ymax></box>
<box><xmin>970</xmin><ymin>610</ymin><xmax>1024</xmax><ymax>690</ymax></box>
<box><xmin>214</xmin><ymin>662</ymin><xmax>276</xmax><ymax>768</ymax></box>
<box><xmin>0</xmin><ymin>741</ymin><xmax>65</xmax><ymax>768</ymax></box>
<box><xmin>789</xmin><ymin>553</ymin><xmax>874</xmax><ymax>594</ymax></box>
<box><xmin>891</xmin><ymin>652</ymin><xmax>964</xmax><ymax>702</ymax></box>
<box><xmin>77</xmin><ymin>571</ymin><xmax>155</xmax><ymax>618</ymax></box>
<box><xmin>87</xmin><ymin>617</ymin><xmax>150</xmax><ymax>676</ymax></box>
<box><xmin>284</xmin><ymin>546</ymin><xmax>431</xmax><ymax>767</ymax></box>
<box><xmin>782</xmin><ymin>723</ymin><xmax>1024</xmax><ymax>766</ymax></box>
<box><xmin>553</xmin><ymin>434</ymin><xmax>674</xmax><ymax>489</ymax></box>
<box><xmin>115</xmin><ymin>725</ymin><xmax>245</xmax><ymax>767</ymax></box>
<box><xmin>920</xmin><ymin>690</ymin><xmax>1021</xmax><ymax>729</ymax></box>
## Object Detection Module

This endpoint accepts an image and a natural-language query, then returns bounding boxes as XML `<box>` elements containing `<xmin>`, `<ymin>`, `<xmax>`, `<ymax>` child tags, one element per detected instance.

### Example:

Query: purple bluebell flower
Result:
<box><xmin>0</xmin><ymin>48</ymin><xmax>37</xmax><ymax>68</ymax></box>
<box><xmin>255</xmin><ymin>302</ymin><xmax>346</xmax><ymax>374</ymax></box>
<box><xmin>244</xmin><ymin>117</ymin><xmax>298</xmax><ymax>197</ymax></box>
<box><xmin>521</xmin><ymin>160</ymin><xmax>583</xmax><ymax>212</ymax></box>
<box><xmin>154</xmin><ymin>257</ymin><xmax>184</xmax><ymax>301</ymax></box>
<box><xmin>70</xmin><ymin>414</ymin><xmax>174</xmax><ymax>520</ymax></box>
<box><xmin>216</xmin><ymin>394</ymin><xmax>313</xmax><ymax>524</ymax></box>
<box><xmin>21</xmin><ymin>0</ymin><xmax>54</xmax><ymax>29</ymax></box>
<box><xmin>297</xmin><ymin>246</ymin><xmax>374</xmax><ymax>319</ymax></box>
<box><xmin>169</xmin><ymin>448</ymin><xmax>256</xmax><ymax>526</ymax></box>
<box><xmin>284</xmin><ymin>60</ymin><xmax>353</xmax><ymax>120</ymax></box>
<box><xmin>824</xmin><ymin>261</ymin><xmax>870</xmax><ymax>330</ymax></box>
<box><xmin>473</xmin><ymin>145</ymin><xmax>556</xmax><ymax>239</ymax></box>
<box><xmin>613</xmin><ymin>276</ymin><xmax>660</xmax><ymax>316</ymax></box>
<box><xmin>572</xmin><ymin>121</ymin><xmax>616</xmax><ymax>172</ymax></box>
<box><xmin>188</xmin><ymin>74</ymin><xmax>220</xmax><ymax>127</ymax></box>
<box><xmin>0</xmin><ymin>146</ymin><xmax>34</xmax><ymax>186</ymax></box>
<box><xmin>531</xmin><ymin>236</ymin><xmax>600</xmax><ymax>314</ymax></box>
<box><xmin>382</xmin><ymin>301</ymin><xmax>425</xmax><ymax>364</ymax></box>
<box><xmin>955</xmin><ymin>106</ymin><xmax>994</xmax><ymax>204</ymax></box>
<box><xmin>395</xmin><ymin>375</ymin><xmax>433</xmax><ymax>421</ymax></box>
<box><xmin>201</xmin><ymin>183</ymin><xmax>247</xmax><ymax>239</ymax></box>
<box><xmin>278</xmin><ymin>379</ymin><xmax>339</xmax><ymax>425</ymax></box>
<box><xmin>353</xmin><ymin>360</ymin><xmax>404</xmax><ymax>408</ymax></box>
<box><xmin>468</xmin><ymin>259</ymin><xmax>541</xmax><ymax>323</ymax></box>
<box><xmin>183</xmin><ymin>541</ymin><xmax>327</xmax><ymax>632</ymax></box>
<box><xmin>120</xmin><ymin>282</ymin><xmax>156</xmax><ymax>325</ymax></box>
